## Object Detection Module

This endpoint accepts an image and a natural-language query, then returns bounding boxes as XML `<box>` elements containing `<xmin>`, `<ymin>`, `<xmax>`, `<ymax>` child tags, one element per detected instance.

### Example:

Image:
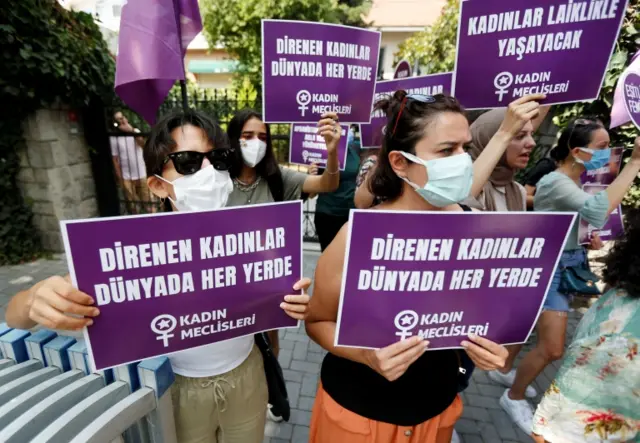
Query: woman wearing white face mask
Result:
<box><xmin>304</xmin><ymin>91</ymin><xmax>544</xmax><ymax>443</ymax></box>
<box><xmin>226</xmin><ymin>109</ymin><xmax>341</xmax><ymax>207</ymax></box>
<box><xmin>6</xmin><ymin>110</ymin><xmax>312</xmax><ymax>443</ymax></box>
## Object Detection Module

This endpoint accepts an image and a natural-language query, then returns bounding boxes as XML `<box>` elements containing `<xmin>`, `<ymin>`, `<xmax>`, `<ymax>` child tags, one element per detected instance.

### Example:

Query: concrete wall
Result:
<box><xmin>17</xmin><ymin>108</ymin><xmax>98</xmax><ymax>252</ymax></box>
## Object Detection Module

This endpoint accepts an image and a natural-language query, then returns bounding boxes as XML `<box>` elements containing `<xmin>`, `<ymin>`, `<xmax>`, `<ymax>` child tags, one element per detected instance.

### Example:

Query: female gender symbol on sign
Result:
<box><xmin>394</xmin><ymin>310</ymin><xmax>419</xmax><ymax>340</ymax></box>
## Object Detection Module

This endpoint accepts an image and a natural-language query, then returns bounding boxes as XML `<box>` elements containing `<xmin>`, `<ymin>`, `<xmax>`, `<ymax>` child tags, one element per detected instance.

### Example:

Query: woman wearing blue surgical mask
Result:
<box><xmin>6</xmin><ymin>110</ymin><xmax>313</xmax><ymax>443</ymax></box>
<box><xmin>304</xmin><ymin>91</ymin><xmax>544</xmax><ymax>443</ymax></box>
<box><xmin>499</xmin><ymin>117</ymin><xmax>640</xmax><ymax>436</ymax></box>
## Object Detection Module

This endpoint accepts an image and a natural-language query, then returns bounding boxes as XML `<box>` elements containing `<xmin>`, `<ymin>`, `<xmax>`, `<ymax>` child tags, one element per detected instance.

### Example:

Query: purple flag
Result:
<box><xmin>453</xmin><ymin>0</ymin><xmax>628</xmax><ymax>109</ymax></box>
<box><xmin>335</xmin><ymin>211</ymin><xmax>575</xmax><ymax>350</ymax></box>
<box><xmin>611</xmin><ymin>51</ymin><xmax>640</xmax><ymax>128</ymax></box>
<box><xmin>61</xmin><ymin>202</ymin><xmax>302</xmax><ymax>370</ymax></box>
<box><xmin>115</xmin><ymin>0</ymin><xmax>202</xmax><ymax>124</ymax></box>
<box><xmin>289</xmin><ymin>124</ymin><xmax>349</xmax><ymax>170</ymax></box>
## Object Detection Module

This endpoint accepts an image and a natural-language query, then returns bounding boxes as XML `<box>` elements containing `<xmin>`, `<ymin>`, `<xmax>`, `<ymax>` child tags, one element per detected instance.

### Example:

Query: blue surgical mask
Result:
<box><xmin>575</xmin><ymin>148</ymin><xmax>611</xmax><ymax>171</ymax></box>
<box><xmin>399</xmin><ymin>152</ymin><xmax>474</xmax><ymax>207</ymax></box>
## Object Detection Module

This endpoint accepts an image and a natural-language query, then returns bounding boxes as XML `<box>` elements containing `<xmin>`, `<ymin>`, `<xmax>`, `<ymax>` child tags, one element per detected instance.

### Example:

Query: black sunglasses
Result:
<box><xmin>163</xmin><ymin>149</ymin><xmax>234</xmax><ymax>175</ymax></box>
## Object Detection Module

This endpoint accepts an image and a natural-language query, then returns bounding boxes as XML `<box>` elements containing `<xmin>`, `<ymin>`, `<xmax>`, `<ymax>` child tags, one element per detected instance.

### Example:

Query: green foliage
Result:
<box><xmin>0</xmin><ymin>0</ymin><xmax>115</xmax><ymax>264</ymax></box>
<box><xmin>396</xmin><ymin>0</ymin><xmax>459</xmax><ymax>74</ymax></box>
<box><xmin>200</xmin><ymin>0</ymin><xmax>371</xmax><ymax>89</ymax></box>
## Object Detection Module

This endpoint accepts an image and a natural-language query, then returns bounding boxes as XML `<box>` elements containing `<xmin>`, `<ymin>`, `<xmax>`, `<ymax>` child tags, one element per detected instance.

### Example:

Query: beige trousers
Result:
<box><xmin>171</xmin><ymin>345</ymin><xmax>268</xmax><ymax>443</ymax></box>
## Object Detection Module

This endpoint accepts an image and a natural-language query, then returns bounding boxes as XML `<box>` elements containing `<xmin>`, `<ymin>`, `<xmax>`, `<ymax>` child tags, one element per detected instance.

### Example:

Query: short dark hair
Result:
<box><xmin>227</xmin><ymin>109</ymin><xmax>284</xmax><ymax>202</ymax></box>
<box><xmin>368</xmin><ymin>90</ymin><xmax>465</xmax><ymax>201</ymax></box>
<box><xmin>549</xmin><ymin>117</ymin><xmax>606</xmax><ymax>162</ymax></box>
<box><xmin>602</xmin><ymin>209</ymin><xmax>640</xmax><ymax>298</ymax></box>
<box><xmin>143</xmin><ymin>109</ymin><xmax>229</xmax><ymax>177</ymax></box>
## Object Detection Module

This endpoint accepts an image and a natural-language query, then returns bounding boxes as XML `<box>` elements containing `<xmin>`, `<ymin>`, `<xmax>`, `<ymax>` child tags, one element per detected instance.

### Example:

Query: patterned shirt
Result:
<box><xmin>532</xmin><ymin>288</ymin><xmax>640</xmax><ymax>442</ymax></box>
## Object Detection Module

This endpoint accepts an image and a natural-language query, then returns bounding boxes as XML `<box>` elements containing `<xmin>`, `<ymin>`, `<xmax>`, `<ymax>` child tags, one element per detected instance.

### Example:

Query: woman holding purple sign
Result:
<box><xmin>6</xmin><ymin>109</ymin><xmax>318</xmax><ymax>443</ymax></box>
<box><xmin>305</xmin><ymin>91</ymin><xmax>545</xmax><ymax>442</ymax></box>
<box><xmin>498</xmin><ymin>118</ymin><xmax>640</xmax><ymax>435</ymax></box>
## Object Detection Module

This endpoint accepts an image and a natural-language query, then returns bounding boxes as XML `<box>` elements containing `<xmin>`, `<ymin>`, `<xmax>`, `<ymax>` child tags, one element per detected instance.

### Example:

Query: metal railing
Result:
<box><xmin>0</xmin><ymin>323</ymin><xmax>177</xmax><ymax>443</ymax></box>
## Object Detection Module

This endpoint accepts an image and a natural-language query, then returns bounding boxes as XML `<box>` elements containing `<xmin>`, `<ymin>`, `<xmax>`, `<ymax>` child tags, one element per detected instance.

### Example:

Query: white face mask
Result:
<box><xmin>400</xmin><ymin>152</ymin><xmax>474</xmax><ymax>207</ymax></box>
<box><xmin>241</xmin><ymin>138</ymin><xmax>267</xmax><ymax>167</ymax></box>
<box><xmin>156</xmin><ymin>165</ymin><xmax>233</xmax><ymax>212</ymax></box>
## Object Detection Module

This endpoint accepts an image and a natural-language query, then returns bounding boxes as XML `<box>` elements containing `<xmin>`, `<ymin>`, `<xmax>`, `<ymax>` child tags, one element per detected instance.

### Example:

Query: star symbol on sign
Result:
<box><xmin>401</xmin><ymin>315</ymin><xmax>414</xmax><ymax>326</ymax></box>
<box><xmin>499</xmin><ymin>75</ymin><xmax>509</xmax><ymax>86</ymax></box>
<box><xmin>157</xmin><ymin>319</ymin><xmax>171</xmax><ymax>329</ymax></box>
<box><xmin>300</xmin><ymin>92</ymin><xmax>309</xmax><ymax>101</ymax></box>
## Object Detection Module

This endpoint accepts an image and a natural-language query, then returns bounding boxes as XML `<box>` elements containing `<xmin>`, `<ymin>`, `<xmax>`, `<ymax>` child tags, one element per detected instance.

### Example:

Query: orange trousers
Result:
<box><xmin>309</xmin><ymin>383</ymin><xmax>463</xmax><ymax>443</ymax></box>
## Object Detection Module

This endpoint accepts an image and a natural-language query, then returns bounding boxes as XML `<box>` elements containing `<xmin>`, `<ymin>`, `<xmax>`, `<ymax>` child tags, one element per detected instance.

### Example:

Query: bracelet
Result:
<box><xmin>327</xmin><ymin>168</ymin><xmax>340</xmax><ymax>175</ymax></box>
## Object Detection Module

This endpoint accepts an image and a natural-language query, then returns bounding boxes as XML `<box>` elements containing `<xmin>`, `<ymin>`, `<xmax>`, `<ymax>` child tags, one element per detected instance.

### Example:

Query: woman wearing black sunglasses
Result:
<box><xmin>5</xmin><ymin>109</ymin><xmax>313</xmax><ymax>443</ymax></box>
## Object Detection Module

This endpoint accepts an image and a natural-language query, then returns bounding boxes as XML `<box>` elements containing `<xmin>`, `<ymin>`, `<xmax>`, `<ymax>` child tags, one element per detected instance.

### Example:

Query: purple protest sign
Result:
<box><xmin>335</xmin><ymin>211</ymin><xmax>575</xmax><ymax>350</ymax></box>
<box><xmin>393</xmin><ymin>60</ymin><xmax>413</xmax><ymax>79</ymax></box>
<box><xmin>623</xmin><ymin>72</ymin><xmax>640</xmax><ymax>129</ymax></box>
<box><xmin>261</xmin><ymin>20</ymin><xmax>381</xmax><ymax>123</ymax></box>
<box><xmin>578</xmin><ymin>184</ymin><xmax>624</xmax><ymax>244</ymax></box>
<box><xmin>581</xmin><ymin>147</ymin><xmax>624</xmax><ymax>185</ymax></box>
<box><xmin>453</xmin><ymin>0</ymin><xmax>628</xmax><ymax>109</ymax></box>
<box><xmin>289</xmin><ymin>124</ymin><xmax>349</xmax><ymax>170</ymax></box>
<box><xmin>61</xmin><ymin>202</ymin><xmax>302</xmax><ymax>370</ymax></box>
<box><xmin>360</xmin><ymin>73</ymin><xmax>453</xmax><ymax>149</ymax></box>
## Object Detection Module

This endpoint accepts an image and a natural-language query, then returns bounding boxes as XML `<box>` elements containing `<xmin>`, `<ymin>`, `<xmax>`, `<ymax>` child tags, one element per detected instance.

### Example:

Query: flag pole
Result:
<box><xmin>180</xmin><ymin>79</ymin><xmax>189</xmax><ymax>112</ymax></box>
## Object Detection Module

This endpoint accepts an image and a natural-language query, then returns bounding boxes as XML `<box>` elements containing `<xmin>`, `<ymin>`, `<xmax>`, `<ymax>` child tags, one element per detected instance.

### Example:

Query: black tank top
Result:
<box><xmin>322</xmin><ymin>204</ymin><xmax>472</xmax><ymax>426</ymax></box>
<box><xmin>321</xmin><ymin>349</ymin><xmax>461</xmax><ymax>426</ymax></box>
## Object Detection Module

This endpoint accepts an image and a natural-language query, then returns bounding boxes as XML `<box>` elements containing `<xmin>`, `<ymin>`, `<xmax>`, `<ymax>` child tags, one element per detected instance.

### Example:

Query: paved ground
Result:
<box><xmin>0</xmin><ymin>250</ymin><xmax>589</xmax><ymax>443</ymax></box>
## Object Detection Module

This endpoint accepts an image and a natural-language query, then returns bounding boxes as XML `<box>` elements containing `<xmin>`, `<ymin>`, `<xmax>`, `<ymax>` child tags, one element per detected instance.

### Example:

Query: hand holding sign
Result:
<box><xmin>27</xmin><ymin>275</ymin><xmax>99</xmax><ymax>331</ymax></box>
<box><xmin>499</xmin><ymin>94</ymin><xmax>546</xmax><ymax>137</ymax></box>
<box><xmin>362</xmin><ymin>336</ymin><xmax>429</xmax><ymax>382</ymax></box>
<box><xmin>460</xmin><ymin>333</ymin><xmax>508</xmax><ymax>371</ymax></box>
<box><xmin>280</xmin><ymin>277</ymin><xmax>312</xmax><ymax>320</ymax></box>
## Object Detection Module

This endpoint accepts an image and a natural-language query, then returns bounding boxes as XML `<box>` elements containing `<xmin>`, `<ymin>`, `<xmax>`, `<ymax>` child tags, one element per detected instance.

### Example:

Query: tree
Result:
<box><xmin>395</xmin><ymin>0</ymin><xmax>459</xmax><ymax>75</ymax></box>
<box><xmin>200</xmin><ymin>0</ymin><xmax>371</xmax><ymax>89</ymax></box>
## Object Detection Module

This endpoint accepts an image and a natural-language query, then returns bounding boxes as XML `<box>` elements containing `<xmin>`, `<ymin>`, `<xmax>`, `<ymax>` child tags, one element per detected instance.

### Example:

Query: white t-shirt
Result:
<box><xmin>168</xmin><ymin>336</ymin><xmax>254</xmax><ymax>378</ymax></box>
<box><xmin>110</xmin><ymin>135</ymin><xmax>147</xmax><ymax>180</ymax></box>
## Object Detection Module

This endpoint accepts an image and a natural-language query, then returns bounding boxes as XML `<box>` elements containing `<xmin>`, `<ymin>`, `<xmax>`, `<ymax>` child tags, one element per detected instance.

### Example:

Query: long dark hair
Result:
<box><xmin>602</xmin><ymin>209</ymin><xmax>640</xmax><ymax>298</ymax></box>
<box><xmin>368</xmin><ymin>90</ymin><xmax>465</xmax><ymax>201</ymax></box>
<box><xmin>227</xmin><ymin>109</ymin><xmax>284</xmax><ymax>202</ymax></box>
<box><xmin>549</xmin><ymin>117</ymin><xmax>606</xmax><ymax>162</ymax></box>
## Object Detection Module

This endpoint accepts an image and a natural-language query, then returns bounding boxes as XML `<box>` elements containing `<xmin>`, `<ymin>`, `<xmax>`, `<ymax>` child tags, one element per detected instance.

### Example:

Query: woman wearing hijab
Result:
<box><xmin>463</xmin><ymin>106</ymin><xmax>550</xmax><ymax>404</ymax></box>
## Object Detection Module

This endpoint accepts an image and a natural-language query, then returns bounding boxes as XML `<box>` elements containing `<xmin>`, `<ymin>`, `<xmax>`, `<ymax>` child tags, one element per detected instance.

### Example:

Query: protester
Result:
<box><xmin>314</xmin><ymin>128</ymin><xmax>361</xmax><ymax>251</ymax></box>
<box><xmin>305</xmin><ymin>91</ymin><xmax>545</xmax><ymax>443</ymax></box>
<box><xmin>6</xmin><ymin>109</ymin><xmax>316</xmax><ymax>443</ymax></box>
<box><xmin>111</xmin><ymin>111</ymin><xmax>155</xmax><ymax>214</ymax></box>
<box><xmin>225</xmin><ymin>109</ymin><xmax>341</xmax><ymax>389</ymax></box>
<box><xmin>462</xmin><ymin>107</ymin><xmax>548</xmax><ymax>398</ymax></box>
<box><xmin>226</xmin><ymin>109</ymin><xmax>340</xmax><ymax>208</ymax></box>
<box><xmin>532</xmin><ymin>209</ymin><xmax>640</xmax><ymax>443</ymax></box>
<box><xmin>499</xmin><ymin>117</ymin><xmax>640</xmax><ymax>435</ymax></box>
